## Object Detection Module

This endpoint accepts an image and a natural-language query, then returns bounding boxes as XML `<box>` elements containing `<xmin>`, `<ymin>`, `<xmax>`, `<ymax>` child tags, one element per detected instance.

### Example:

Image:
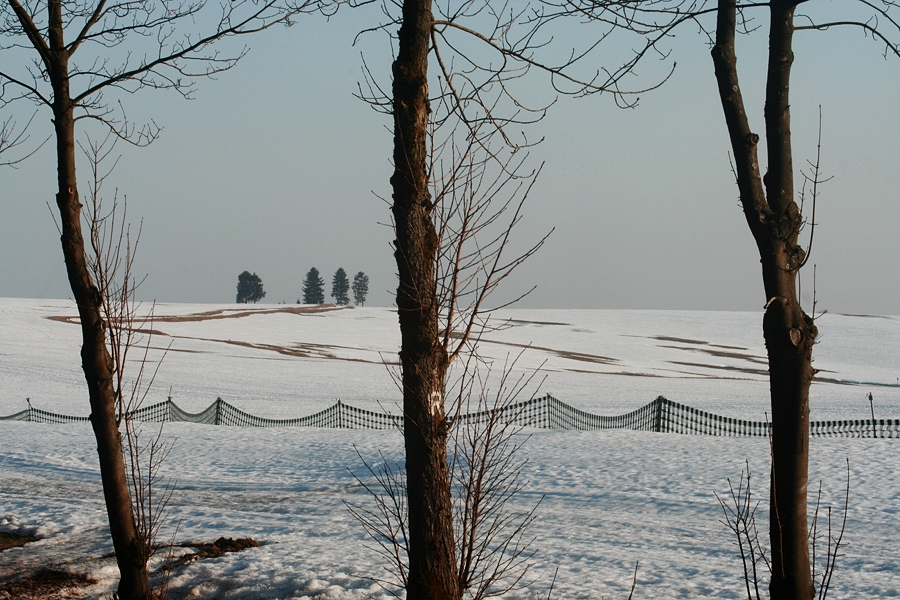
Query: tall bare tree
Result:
<box><xmin>713</xmin><ymin>4</ymin><xmax>818</xmax><ymax>596</ymax></box>
<box><xmin>543</xmin><ymin>1</ymin><xmax>898</xmax><ymax>598</ymax></box>
<box><xmin>358</xmin><ymin>103</ymin><xmax>550</xmax><ymax>598</ymax></box>
<box><xmin>390</xmin><ymin>5</ymin><xmax>458</xmax><ymax>597</ymax></box>
<box><xmin>709</xmin><ymin>2</ymin><xmax>894</xmax><ymax>595</ymax></box>
<box><xmin>0</xmin><ymin>0</ymin><xmax>332</xmax><ymax>596</ymax></box>
<box><xmin>379</xmin><ymin>3</ymin><xmax>666</xmax><ymax>596</ymax></box>
<box><xmin>711</xmin><ymin>3</ymin><xmax>897</xmax><ymax>596</ymax></box>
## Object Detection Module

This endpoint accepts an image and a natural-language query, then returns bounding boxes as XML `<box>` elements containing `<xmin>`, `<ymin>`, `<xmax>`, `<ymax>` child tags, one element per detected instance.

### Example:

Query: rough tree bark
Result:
<box><xmin>390</xmin><ymin>0</ymin><xmax>460</xmax><ymax>598</ymax></box>
<box><xmin>43</xmin><ymin>7</ymin><xmax>151</xmax><ymax>596</ymax></box>
<box><xmin>711</xmin><ymin>1</ymin><xmax>816</xmax><ymax>598</ymax></box>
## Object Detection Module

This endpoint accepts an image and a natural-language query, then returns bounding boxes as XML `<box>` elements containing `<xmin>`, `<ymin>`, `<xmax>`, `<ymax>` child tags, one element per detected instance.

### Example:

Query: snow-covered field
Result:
<box><xmin>1</xmin><ymin>298</ymin><xmax>898</xmax><ymax>598</ymax></box>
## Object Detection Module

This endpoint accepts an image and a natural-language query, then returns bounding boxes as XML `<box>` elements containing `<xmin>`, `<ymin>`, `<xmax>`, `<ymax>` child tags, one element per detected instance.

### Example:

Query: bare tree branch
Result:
<box><xmin>716</xmin><ymin>462</ymin><xmax>768</xmax><ymax>600</ymax></box>
<box><xmin>2</xmin><ymin>0</ymin><xmax>340</xmax><ymax>142</ymax></box>
<box><xmin>82</xmin><ymin>131</ymin><xmax>174</xmax><ymax>598</ymax></box>
<box><xmin>449</xmin><ymin>353</ymin><xmax>545</xmax><ymax>600</ymax></box>
<box><xmin>0</xmin><ymin>109</ymin><xmax>47</xmax><ymax>165</ymax></box>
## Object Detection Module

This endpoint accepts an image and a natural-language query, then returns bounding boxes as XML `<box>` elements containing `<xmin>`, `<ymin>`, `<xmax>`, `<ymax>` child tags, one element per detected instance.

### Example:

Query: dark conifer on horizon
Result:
<box><xmin>352</xmin><ymin>272</ymin><xmax>369</xmax><ymax>306</ymax></box>
<box><xmin>301</xmin><ymin>268</ymin><xmax>325</xmax><ymax>304</ymax></box>
<box><xmin>331</xmin><ymin>268</ymin><xmax>350</xmax><ymax>306</ymax></box>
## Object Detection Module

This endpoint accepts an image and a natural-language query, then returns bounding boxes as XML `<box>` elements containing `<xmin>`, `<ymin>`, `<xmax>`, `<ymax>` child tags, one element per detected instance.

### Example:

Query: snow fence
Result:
<box><xmin>3</xmin><ymin>395</ymin><xmax>899</xmax><ymax>438</ymax></box>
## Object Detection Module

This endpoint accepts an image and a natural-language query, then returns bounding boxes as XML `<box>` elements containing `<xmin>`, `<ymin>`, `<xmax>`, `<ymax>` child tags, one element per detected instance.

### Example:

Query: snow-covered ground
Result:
<box><xmin>1</xmin><ymin>298</ymin><xmax>898</xmax><ymax>598</ymax></box>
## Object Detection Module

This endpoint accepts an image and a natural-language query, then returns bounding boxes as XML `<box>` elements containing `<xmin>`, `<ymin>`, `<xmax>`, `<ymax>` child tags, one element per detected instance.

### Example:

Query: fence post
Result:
<box><xmin>868</xmin><ymin>392</ymin><xmax>877</xmax><ymax>438</ymax></box>
<box><xmin>337</xmin><ymin>399</ymin><xmax>343</xmax><ymax>429</ymax></box>
<box><xmin>652</xmin><ymin>396</ymin><xmax>664</xmax><ymax>433</ymax></box>
<box><xmin>215</xmin><ymin>397</ymin><xmax>222</xmax><ymax>426</ymax></box>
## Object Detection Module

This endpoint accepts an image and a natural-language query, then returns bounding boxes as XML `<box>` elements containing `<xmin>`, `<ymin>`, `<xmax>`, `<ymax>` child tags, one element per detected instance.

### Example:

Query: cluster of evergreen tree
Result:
<box><xmin>300</xmin><ymin>268</ymin><xmax>368</xmax><ymax>306</ymax></box>
<box><xmin>234</xmin><ymin>269</ymin><xmax>368</xmax><ymax>305</ymax></box>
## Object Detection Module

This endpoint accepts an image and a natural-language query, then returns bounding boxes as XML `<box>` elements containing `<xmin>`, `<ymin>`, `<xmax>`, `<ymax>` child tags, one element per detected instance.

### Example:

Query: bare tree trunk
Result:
<box><xmin>711</xmin><ymin>1</ymin><xmax>815</xmax><ymax>599</ymax></box>
<box><xmin>391</xmin><ymin>0</ymin><xmax>460</xmax><ymax>599</ymax></box>
<box><xmin>7</xmin><ymin>0</ymin><xmax>327</xmax><ymax>593</ymax></box>
<box><xmin>48</xmin><ymin>19</ymin><xmax>151</xmax><ymax>597</ymax></box>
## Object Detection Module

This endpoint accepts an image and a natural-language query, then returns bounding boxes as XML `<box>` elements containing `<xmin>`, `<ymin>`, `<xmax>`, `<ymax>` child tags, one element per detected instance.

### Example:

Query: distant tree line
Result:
<box><xmin>301</xmin><ymin>267</ymin><xmax>368</xmax><ymax>306</ymax></box>
<box><xmin>234</xmin><ymin>269</ymin><xmax>368</xmax><ymax>306</ymax></box>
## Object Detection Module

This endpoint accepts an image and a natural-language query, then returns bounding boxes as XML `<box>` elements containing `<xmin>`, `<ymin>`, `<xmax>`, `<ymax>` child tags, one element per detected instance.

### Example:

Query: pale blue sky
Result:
<box><xmin>2</xmin><ymin>4</ymin><xmax>898</xmax><ymax>313</ymax></box>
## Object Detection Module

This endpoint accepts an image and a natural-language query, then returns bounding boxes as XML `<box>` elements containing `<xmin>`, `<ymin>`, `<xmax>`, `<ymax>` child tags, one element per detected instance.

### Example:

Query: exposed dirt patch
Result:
<box><xmin>0</xmin><ymin>568</ymin><xmax>96</xmax><ymax>600</ymax></box>
<box><xmin>0</xmin><ymin>531</ymin><xmax>40</xmax><ymax>552</ymax></box>
<box><xmin>166</xmin><ymin>537</ymin><xmax>260</xmax><ymax>569</ymax></box>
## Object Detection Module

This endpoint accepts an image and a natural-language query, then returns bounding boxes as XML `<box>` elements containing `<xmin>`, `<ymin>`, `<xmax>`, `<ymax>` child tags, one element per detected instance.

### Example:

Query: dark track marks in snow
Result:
<box><xmin>45</xmin><ymin>304</ymin><xmax>350</xmax><ymax>326</ymax></box>
<box><xmin>506</xmin><ymin>319</ymin><xmax>572</xmax><ymax>327</ymax></box>
<box><xmin>650</xmin><ymin>335</ymin><xmax>748</xmax><ymax>351</ymax></box>
<box><xmin>657</xmin><ymin>345</ymin><xmax>768</xmax><ymax>365</ymax></box>
<box><xmin>476</xmin><ymin>338</ymin><xmax>619</xmax><ymax>366</ymax></box>
<box><xmin>173</xmin><ymin>337</ymin><xmax>390</xmax><ymax>364</ymax></box>
<box><xmin>668</xmin><ymin>361</ymin><xmax>767</xmax><ymax>377</ymax></box>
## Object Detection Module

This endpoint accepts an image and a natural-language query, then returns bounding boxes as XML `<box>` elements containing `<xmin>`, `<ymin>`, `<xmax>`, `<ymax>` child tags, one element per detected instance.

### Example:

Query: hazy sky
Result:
<box><xmin>2</xmin><ymin>4</ymin><xmax>898</xmax><ymax>314</ymax></box>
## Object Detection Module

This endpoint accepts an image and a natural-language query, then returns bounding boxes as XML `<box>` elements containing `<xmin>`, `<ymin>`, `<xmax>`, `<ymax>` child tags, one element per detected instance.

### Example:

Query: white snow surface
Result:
<box><xmin>1</xmin><ymin>298</ymin><xmax>898</xmax><ymax>598</ymax></box>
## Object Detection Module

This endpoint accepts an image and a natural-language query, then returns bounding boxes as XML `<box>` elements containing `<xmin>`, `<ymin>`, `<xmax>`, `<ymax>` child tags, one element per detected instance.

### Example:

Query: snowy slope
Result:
<box><xmin>1</xmin><ymin>298</ymin><xmax>898</xmax><ymax>599</ymax></box>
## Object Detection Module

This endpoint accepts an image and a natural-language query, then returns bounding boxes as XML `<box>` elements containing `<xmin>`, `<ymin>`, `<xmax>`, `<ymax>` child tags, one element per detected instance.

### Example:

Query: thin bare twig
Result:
<box><xmin>0</xmin><ymin>110</ymin><xmax>47</xmax><ymax>166</ymax></box>
<box><xmin>813</xmin><ymin>459</ymin><xmax>850</xmax><ymax>600</ymax></box>
<box><xmin>715</xmin><ymin>461</ymin><xmax>768</xmax><ymax>600</ymax></box>
<box><xmin>1</xmin><ymin>0</ymin><xmax>341</xmax><ymax>145</ymax></box>
<box><xmin>82</xmin><ymin>133</ymin><xmax>175</xmax><ymax>595</ymax></box>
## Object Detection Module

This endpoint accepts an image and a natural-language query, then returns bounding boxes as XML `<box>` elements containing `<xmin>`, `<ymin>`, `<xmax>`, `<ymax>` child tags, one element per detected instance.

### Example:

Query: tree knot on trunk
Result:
<box><xmin>763</xmin><ymin>295</ymin><xmax>818</xmax><ymax>352</ymax></box>
<box><xmin>710</xmin><ymin>44</ymin><xmax>731</xmax><ymax>63</ymax></box>
<box><xmin>758</xmin><ymin>204</ymin><xmax>801</xmax><ymax>251</ymax></box>
<box><xmin>787</xmin><ymin>244</ymin><xmax>805</xmax><ymax>271</ymax></box>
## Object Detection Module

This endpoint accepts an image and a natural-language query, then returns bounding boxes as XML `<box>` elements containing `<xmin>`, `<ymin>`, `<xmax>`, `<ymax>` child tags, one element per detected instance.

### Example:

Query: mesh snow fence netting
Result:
<box><xmin>3</xmin><ymin>395</ymin><xmax>899</xmax><ymax>438</ymax></box>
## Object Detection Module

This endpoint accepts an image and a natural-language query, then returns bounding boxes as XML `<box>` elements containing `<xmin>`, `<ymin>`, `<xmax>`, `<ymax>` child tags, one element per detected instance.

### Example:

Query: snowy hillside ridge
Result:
<box><xmin>2</xmin><ymin>298</ymin><xmax>899</xmax><ymax>599</ymax></box>
<box><xmin>2</xmin><ymin>297</ymin><xmax>898</xmax><ymax>420</ymax></box>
